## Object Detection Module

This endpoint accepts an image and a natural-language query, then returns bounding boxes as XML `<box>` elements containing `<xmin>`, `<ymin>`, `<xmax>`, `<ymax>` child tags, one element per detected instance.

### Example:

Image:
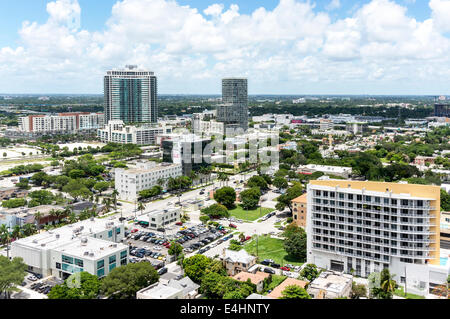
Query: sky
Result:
<box><xmin>1</xmin><ymin>0</ymin><xmax>450</xmax><ymax>95</ymax></box>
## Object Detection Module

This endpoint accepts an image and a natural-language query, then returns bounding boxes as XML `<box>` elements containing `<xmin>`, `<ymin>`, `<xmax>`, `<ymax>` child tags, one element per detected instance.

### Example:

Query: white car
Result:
<box><xmin>27</xmin><ymin>275</ymin><xmax>38</xmax><ymax>281</ymax></box>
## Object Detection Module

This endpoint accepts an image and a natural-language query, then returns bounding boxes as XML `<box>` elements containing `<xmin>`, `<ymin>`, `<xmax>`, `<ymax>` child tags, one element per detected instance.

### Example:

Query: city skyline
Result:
<box><xmin>2</xmin><ymin>0</ymin><xmax>450</xmax><ymax>95</ymax></box>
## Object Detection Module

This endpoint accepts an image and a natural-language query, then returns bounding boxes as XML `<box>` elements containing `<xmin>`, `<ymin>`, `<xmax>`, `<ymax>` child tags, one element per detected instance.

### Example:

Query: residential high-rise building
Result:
<box><xmin>104</xmin><ymin>65</ymin><xmax>158</xmax><ymax>124</ymax></box>
<box><xmin>434</xmin><ymin>103</ymin><xmax>450</xmax><ymax>117</ymax></box>
<box><xmin>217</xmin><ymin>78</ymin><xmax>248</xmax><ymax>131</ymax></box>
<box><xmin>18</xmin><ymin>113</ymin><xmax>104</xmax><ymax>134</ymax></box>
<box><xmin>307</xmin><ymin>180</ymin><xmax>449</xmax><ymax>297</ymax></box>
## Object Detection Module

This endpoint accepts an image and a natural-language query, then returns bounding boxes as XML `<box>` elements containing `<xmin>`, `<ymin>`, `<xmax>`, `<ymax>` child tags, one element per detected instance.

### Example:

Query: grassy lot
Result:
<box><xmin>394</xmin><ymin>287</ymin><xmax>425</xmax><ymax>299</ymax></box>
<box><xmin>228</xmin><ymin>205</ymin><xmax>273</xmax><ymax>221</ymax></box>
<box><xmin>244</xmin><ymin>235</ymin><xmax>305</xmax><ymax>266</ymax></box>
<box><xmin>263</xmin><ymin>275</ymin><xmax>287</xmax><ymax>295</ymax></box>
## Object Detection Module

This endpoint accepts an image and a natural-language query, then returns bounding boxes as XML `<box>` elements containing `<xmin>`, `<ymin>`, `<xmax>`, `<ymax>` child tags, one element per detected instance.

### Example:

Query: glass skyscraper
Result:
<box><xmin>104</xmin><ymin>65</ymin><xmax>158</xmax><ymax>124</ymax></box>
<box><xmin>217</xmin><ymin>78</ymin><xmax>248</xmax><ymax>131</ymax></box>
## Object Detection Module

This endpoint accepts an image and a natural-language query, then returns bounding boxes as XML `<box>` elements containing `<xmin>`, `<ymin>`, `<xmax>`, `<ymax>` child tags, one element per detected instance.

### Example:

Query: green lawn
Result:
<box><xmin>394</xmin><ymin>287</ymin><xmax>425</xmax><ymax>299</ymax></box>
<box><xmin>244</xmin><ymin>235</ymin><xmax>305</xmax><ymax>266</ymax></box>
<box><xmin>228</xmin><ymin>205</ymin><xmax>273</xmax><ymax>221</ymax></box>
<box><xmin>263</xmin><ymin>275</ymin><xmax>287</xmax><ymax>295</ymax></box>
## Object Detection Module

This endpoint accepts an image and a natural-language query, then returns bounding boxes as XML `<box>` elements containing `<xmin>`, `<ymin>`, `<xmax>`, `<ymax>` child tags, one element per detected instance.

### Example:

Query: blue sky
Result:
<box><xmin>1</xmin><ymin>0</ymin><xmax>450</xmax><ymax>94</ymax></box>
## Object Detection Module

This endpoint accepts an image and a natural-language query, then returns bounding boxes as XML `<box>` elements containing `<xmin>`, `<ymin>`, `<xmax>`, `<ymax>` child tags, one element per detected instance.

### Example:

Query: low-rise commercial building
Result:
<box><xmin>10</xmin><ymin>218</ymin><xmax>127</xmax><ymax>279</ymax></box>
<box><xmin>136</xmin><ymin>207</ymin><xmax>181</xmax><ymax>230</ymax></box>
<box><xmin>297</xmin><ymin>164</ymin><xmax>353</xmax><ymax>179</ymax></box>
<box><xmin>136</xmin><ymin>277</ymin><xmax>200</xmax><ymax>299</ymax></box>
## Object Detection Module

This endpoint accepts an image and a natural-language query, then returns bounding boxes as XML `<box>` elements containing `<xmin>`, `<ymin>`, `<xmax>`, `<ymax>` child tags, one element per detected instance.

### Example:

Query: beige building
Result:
<box><xmin>307</xmin><ymin>271</ymin><xmax>353</xmax><ymax>299</ymax></box>
<box><xmin>292</xmin><ymin>193</ymin><xmax>307</xmax><ymax>227</ymax></box>
<box><xmin>307</xmin><ymin>180</ymin><xmax>448</xmax><ymax>297</ymax></box>
<box><xmin>221</xmin><ymin>249</ymin><xmax>257</xmax><ymax>276</ymax></box>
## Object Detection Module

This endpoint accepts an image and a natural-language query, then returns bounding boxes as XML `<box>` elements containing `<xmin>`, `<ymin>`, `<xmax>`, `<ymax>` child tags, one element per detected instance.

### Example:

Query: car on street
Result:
<box><xmin>157</xmin><ymin>267</ymin><xmax>168</xmax><ymax>275</ymax></box>
<box><xmin>229</xmin><ymin>223</ymin><xmax>237</xmax><ymax>228</ymax></box>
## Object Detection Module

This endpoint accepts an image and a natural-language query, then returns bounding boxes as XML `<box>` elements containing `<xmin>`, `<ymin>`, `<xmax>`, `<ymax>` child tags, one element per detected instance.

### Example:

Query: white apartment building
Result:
<box><xmin>115</xmin><ymin>162</ymin><xmax>182</xmax><ymax>201</ymax></box>
<box><xmin>307</xmin><ymin>180</ymin><xmax>449</xmax><ymax>297</ymax></box>
<box><xmin>98</xmin><ymin>120</ymin><xmax>172</xmax><ymax>145</ymax></box>
<box><xmin>19</xmin><ymin>113</ymin><xmax>104</xmax><ymax>133</ymax></box>
<box><xmin>192</xmin><ymin>118</ymin><xmax>225</xmax><ymax>136</ymax></box>
<box><xmin>11</xmin><ymin>218</ymin><xmax>127</xmax><ymax>280</ymax></box>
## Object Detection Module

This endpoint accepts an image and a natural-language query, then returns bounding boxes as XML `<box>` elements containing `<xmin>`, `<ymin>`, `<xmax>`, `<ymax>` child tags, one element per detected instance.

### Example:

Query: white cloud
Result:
<box><xmin>326</xmin><ymin>0</ymin><xmax>341</xmax><ymax>11</ymax></box>
<box><xmin>1</xmin><ymin>0</ymin><xmax>450</xmax><ymax>94</ymax></box>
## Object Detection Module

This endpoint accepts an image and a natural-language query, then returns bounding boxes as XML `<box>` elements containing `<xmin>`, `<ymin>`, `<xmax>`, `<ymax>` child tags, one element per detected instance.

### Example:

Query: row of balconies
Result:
<box><xmin>312</xmin><ymin>237</ymin><xmax>435</xmax><ymax>252</ymax></box>
<box><xmin>311</xmin><ymin>224</ymin><xmax>434</xmax><ymax>238</ymax></box>
<box><xmin>312</xmin><ymin>208</ymin><xmax>436</xmax><ymax>220</ymax></box>
<box><xmin>312</xmin><ymin>222</ymin><xmax>432</xmax><ymax>235</ymax></box>
<box><xmin>311</xmin><ymin>230</ymin><xmax>436</xmax><ymax>244</ymax></box>
<box><xmin>314</xmin><ymin>217</ymin><xmax>435</xmax><ymax>230</ymax></box>
<box><xmin>312</xmin><ymin>195</ymin><xmax>433</xmax><ymax>209</ymax></box>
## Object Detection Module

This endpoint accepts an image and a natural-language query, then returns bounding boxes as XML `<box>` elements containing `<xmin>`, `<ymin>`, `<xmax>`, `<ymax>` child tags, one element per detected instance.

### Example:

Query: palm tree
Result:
<box><xmin>111</xmin><ymin>189</ymin><xmax>119</xmax><ymax>210</ymax></box>
<box><xmin>0</xmin><ymin>224</ymin><xmax>9</xmax><ymax>245</ymax></box>
<box><xmin>34</xmin><ymin>211</ymin><xmax>43</xmax><ymax>229</ymax></box>
<box><xmin>379</xmin><ymin>269</ymin><xmax>397</xmax><ymax>299</ymax></box>
<box><xmin>102</xmin><ymin>197</ymin><xmax>112</xmax><ymax>215</ymax></box>
<box><xmin>22</xmin><ymin>223</ymin><xmax>37</xmax><ymax>237</ymax></box>
<box><xmin>137</xmin><ymin>202</ymin><xmax>146</xmax><ymax>216</ymax></box>
<box><xmin>68</xmin><ymin>212</ymin><xmax>78</xmax><ymax>224</ymax></box>
<box><xmin>11</xmin><ymin>225</ymin><xmax>22</xmax><ymax>240</ymax></box>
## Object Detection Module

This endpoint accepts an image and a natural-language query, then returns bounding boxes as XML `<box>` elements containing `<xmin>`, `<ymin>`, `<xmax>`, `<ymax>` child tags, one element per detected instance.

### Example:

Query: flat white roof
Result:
<box><xmin>140</xmin><ymin>283</ymin><xmax>181</xmax><ymax>299</ymax></box>
<box><xmin>53</xmin><ymin>237</ymin><xmax>127</xmax><ymax>260</ymax></box>
<box><xmin>12</xmin><ymin>218</ymin><xmax>122</xmax><ymax>250</ymax></box>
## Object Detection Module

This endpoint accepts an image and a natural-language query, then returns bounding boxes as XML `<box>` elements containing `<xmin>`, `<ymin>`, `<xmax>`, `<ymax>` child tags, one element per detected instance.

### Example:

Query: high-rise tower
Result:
<box><xmin>104</xmin><ymin>65</ymin><xmax>158</xmax><ymax>124</ymax></box>
<box><xmin>217</xmin><ymin>78</ymin><xmax>248</xmax><ymax>131</ymax></box>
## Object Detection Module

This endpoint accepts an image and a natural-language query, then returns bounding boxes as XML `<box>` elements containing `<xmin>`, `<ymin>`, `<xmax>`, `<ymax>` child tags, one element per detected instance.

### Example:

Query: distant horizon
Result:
<box><xmin>0</xmin><ymin>93</ymin><xmax>447</xmax><ymax>98</ymax></box>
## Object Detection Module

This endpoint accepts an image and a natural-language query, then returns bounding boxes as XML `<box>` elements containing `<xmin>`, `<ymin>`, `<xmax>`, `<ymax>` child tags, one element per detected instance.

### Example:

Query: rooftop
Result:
<box><xmin>53</xmin><ymin>236</ymin><xmax>127</xmax><ymax>260</ymax></box>
<box><xmin>292</xmin><ymin>193</ymin><xmax>307</xmax><ymax>203</ymax></box>
<box><xmin>308</xmin><ymin>271</ymin><xmax>353</xmax><ymax>294</ymax></box>
<box><xmin>233</xmin><ymin>271</ymin><xmax>270</xmax><ymax>285</ymax></box>
<box><xmin>223</xmin><ymin>249</ymin><xmax>256</xmax><ymax>264</ymax></box>
<box><xmin>12</xmin><ymin>218</ymin><xmax>122</xmax><ymax>251</ymax></box>
<box><xmin>267</xmin><ymin>278</ymin><xmax>308</xmax><ymax>299</ymax></box>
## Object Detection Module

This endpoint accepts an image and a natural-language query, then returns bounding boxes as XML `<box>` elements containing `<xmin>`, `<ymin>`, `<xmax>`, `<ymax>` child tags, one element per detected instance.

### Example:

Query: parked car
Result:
<box><xmin>263</xmin><ymin>267</ymin><xmax>275</xmax><ymax>274</ymax></box>
<box><xmin>270</xmin><ymin>263</ymin><xmax>280</xmax><ymax>269</ymax></box>
<box><xmin>229</xmin><ymin>223</ymin><xmax>237</xmax><ymax>228</ymax></box>
<box><xmin>280</xmin><ymin>266</ymin><xmax>290</xmax><ymax>271</ymax></box>
<box><xmin>175</xmin><ymin>222</ymin><xmax>183</xmax><ymax>226</ymax></box>
<box><xmin>261</xmin><ymin>259</ymin><xmax>271</xmax><ymax>266</ymax></box>
<box><xmin>157</xmin><ymin>267</ymin><xmax>168</xmax><ymax>275</ymax></box>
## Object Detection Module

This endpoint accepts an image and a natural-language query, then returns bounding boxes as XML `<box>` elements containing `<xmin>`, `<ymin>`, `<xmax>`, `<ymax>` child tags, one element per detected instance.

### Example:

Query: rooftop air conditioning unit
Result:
<box><xmin>84</xmin><ymin>251</ymin><xmax>89</xmax><ymax>256</ymax></box>
<box><xmin>89</xmin><ymin>253</ymin><xmax>94</xmax><ymax>257</ymax></box>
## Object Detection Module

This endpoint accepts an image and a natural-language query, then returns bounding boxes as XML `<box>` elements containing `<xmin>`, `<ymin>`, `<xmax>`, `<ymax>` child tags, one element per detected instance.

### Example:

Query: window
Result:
<box><xmin>116</xmin><ymin>227</ymin><xmax>121</xmax><ymax>234</ymax></box>
<box><xmin>109</xmin><ymin>263</ymin><xmax>116</xmax><ymax>272</ymax></box>
<box><xmin>120</xmin><ymin>250</ymin><xmax>127</xmax><ymax>259</ymax></box>
<box><xmin>62</xmin><ymin>255</ymin><xmax>74</xmax><ymax>264</ymax></box>
<box><xmin>74</xmin><ymin>259</ymin><xmax>84</xmax><ymax>268</ymax></box>
<box><xmin>97</xmin><ymin>268</ymin><xmax>105</xmax><ymax>277</ymax></box>
<box><xmin>56</xmin><ymin>263</ymin><xmax>61</xmax><ymax>269</ymax></box>
<box><xmin>97</xmin><ymin>260</ymin><xmax>104</xmax><ymax>269</ymax></box>
<box><xmin>109</xmin><ymin>255</ymin><xmax>116</xmax><ymax>264</ymax></box>
<box><xmin>108</xmin><ymin>230</ymin><xmax>113</xmax><ymax>238</ymax></box>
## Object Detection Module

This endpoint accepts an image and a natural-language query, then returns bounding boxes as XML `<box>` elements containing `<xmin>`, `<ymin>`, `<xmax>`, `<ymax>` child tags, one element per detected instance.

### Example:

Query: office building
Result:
<box><xmin>97</xmin><ymin>120</ymin><xmax>172</xmax><ymax>145</ymax></box>
<box><xmin>104</xmin><ymin>65</ymin><xmax>158</xmax><ymax>124</ymax></box>
<box><xmin>18</xmin><ymin>113</ymin><xmax>104</xmax><ymax>134</ymax></box>
<box><xmin>162</xmin><ymin>134</ymin><xmax>211</xmax><ymax>176</ymax></box>
<box><xmin>217</xmin><ymin>78</ymin><xmax>248</xmax><ymax>131</ymax></box>
<box><xmin>307</xmin><ymin>180</ymin><xmax>449</xmax><ymax>296</ymax></box>
<box><xmin>115</xmin><ymin>162</ymin><xmax>182</xmax><ymax>201</ymax></box>
<box><xmin>10</xmin><ymin>218</ymin><xmax>128</xmax><ymax>279</ymax></box>
<box><xmin>434</xmin><ymin>104</ymin><xmax>450</xmax><ymax>117</ymax></box>
<box><xmin>135</xmin><ymin>207</ymin><xmax>181</xmax><ymax>230</ymax></box>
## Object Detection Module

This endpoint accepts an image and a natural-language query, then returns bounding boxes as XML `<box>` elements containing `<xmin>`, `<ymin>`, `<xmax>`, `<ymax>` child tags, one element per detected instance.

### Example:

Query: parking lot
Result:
<box><xmin>22</xmin><ymin>274</ymin><xmax>64</xmax><ymax>296</ymax></box>
<box><xmin>124</xmin><ymin>222</ymin><xmax>233</xmax><ymax>266</ymax></box>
